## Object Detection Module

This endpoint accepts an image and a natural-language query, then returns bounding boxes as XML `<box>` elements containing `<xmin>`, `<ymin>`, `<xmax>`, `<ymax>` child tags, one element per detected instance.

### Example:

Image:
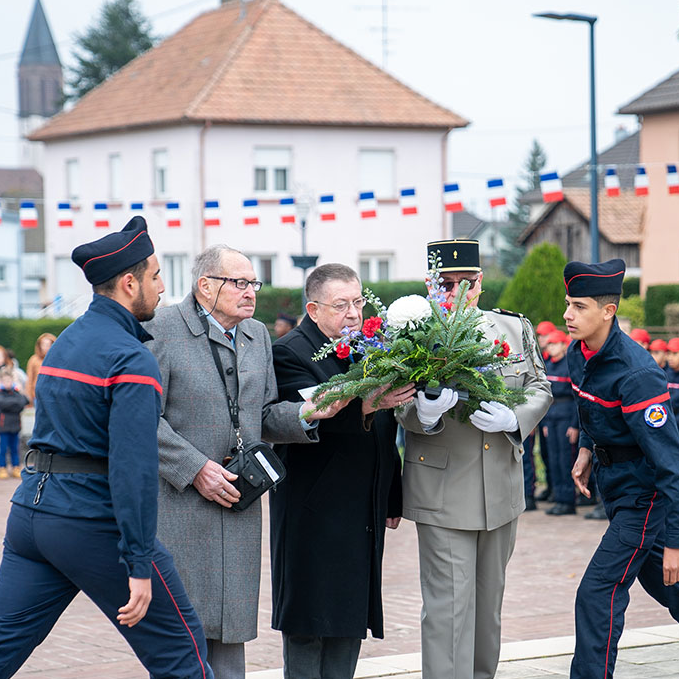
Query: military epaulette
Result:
<box><xmin>491</xmin><ymin>308</ymin><xmax>525</xmax><ymax>318</ymax></box>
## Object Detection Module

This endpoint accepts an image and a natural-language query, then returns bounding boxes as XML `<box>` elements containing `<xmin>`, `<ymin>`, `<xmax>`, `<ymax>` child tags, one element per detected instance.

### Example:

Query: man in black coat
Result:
<box><xmin>270</xmin><ymin>263</ymin><xmax>415</xmax><ymax>679</ymax></box>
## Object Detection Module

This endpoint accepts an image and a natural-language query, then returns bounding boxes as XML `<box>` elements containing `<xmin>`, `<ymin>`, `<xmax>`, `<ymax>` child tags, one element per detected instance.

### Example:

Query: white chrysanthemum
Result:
<box><xmin>386</xmin><ymin>295</ymin><xmax>432</xmax><ymax>330</ymax></box>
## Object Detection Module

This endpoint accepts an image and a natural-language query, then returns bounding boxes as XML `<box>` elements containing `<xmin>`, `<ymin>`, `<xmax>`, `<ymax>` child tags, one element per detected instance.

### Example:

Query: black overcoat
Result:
<box><xmin>270</xmin><ymin>315</ymin><xmax>402</xmax><ymax>639</ymax></box>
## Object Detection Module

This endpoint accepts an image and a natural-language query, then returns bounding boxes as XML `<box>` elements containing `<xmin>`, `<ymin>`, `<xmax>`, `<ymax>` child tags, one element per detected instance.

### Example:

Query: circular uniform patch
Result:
<box><xmin>644</xmin><ymin>403</ymin><xmax>668</xmax><ymax>428</ymax></box>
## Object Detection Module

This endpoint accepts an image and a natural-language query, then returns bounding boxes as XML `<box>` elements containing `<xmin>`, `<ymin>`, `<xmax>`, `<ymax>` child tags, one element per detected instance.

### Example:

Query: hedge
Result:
<box><xmin>622</xmin><ymin>277</ymin><xmax>640</xmax><ymax>298</ymax></box>
<box><xmin>0</xmin><ymin>318</ymin><xmax>73</xmax><ymax>371</ymax></box>
<box><xmin>617</xmin><ymin>295</ymin><xmax>644</xmax><ymax>328</ymax></box>
<box><xmin>645</xmin><ymin>285</ymin><xmax>679</xmax><ymax>326</ymax></box>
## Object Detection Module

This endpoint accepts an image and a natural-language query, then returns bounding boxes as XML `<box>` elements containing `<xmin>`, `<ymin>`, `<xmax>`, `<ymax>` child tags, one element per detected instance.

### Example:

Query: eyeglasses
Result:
<box><xmin>440</xmin><ymin>277</ymin><xmax>479</xmax><ymax>292</ymax></box>
<box><xmin>207</xmin><ymin>276</ymin><xmax>263</xmax><ymax>292</ymax></box>
<box><xmin>312</xmin><ymin>297</ymin><xmax>368</xmax><ymax>313</ymax></box>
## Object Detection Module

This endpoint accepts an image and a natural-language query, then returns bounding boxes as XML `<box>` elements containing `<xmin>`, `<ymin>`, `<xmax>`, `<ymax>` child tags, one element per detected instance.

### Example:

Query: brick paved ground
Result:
<box><xmin>0</xmin><ymin>476</ymin><xmax>673</xmax><ymax>677</ymax></box>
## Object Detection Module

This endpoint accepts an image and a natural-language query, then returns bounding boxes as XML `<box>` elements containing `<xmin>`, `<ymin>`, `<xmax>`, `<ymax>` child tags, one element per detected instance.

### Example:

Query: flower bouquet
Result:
<box><xmin>310</xmin><ymin>253</ymin><xmax>529</xmax><ymax>421</ymax></box>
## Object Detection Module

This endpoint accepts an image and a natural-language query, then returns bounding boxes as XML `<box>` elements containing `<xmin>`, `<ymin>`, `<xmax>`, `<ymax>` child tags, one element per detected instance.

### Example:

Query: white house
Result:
<box><xmin>31</xmin><ymin>0</ymin><xmax>467</xmax><ymax>308</ymax></box>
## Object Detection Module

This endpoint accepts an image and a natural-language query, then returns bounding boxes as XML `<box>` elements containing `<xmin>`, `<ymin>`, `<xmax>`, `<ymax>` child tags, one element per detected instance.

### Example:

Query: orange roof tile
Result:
<box><xmin>31</xmin><ymin>0</ymin><xmax>467</xmax><ymax>141</ymax></box>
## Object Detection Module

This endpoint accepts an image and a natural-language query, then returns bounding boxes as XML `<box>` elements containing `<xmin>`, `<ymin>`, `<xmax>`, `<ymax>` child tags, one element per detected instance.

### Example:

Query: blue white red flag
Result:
<box><xmin>319</xmin><ymin>194</ymin><xmax>336</xmax><ymax>221</ymax></box>
<box><xmin>94</xmin><ymin>202</ymin><xmax>109</xmax><ymax>228</ymax></box>
<box><xmin>487</xmin><ymin>179</ymin><xmax>506</xmax><ymax>208</ymax></box>
<box><xmin>279</xmin><ymin>197</ymin><xmax>296</xmax><ymax>224</ymax></box>
<box><xmin>359</xmin><ymin>191</ymin><xmax>377</xmax><ymax>219</ymax></box>
<box><xmin>634</xmin><ymin>166</ymin><xmax>649</xmax><ymax>196</ymax></box>
<box><xmin>443</xmin><ymin>183</ymin><xmax>463</xmax><ymax>212</ymax></box>
<box><xmin>243</xmin><ymin>199</ymin><xmax>259</xmax><ymax>226</ymax></box>
<box><xmin>204</xmin><ymin>200</ymin><xmax>221</xmax><ymax>227</ymax></box>
<box><xmin>399</xmin><ymin>188</ymin><xmax>418</xmax><ymax>216</ymax></box>
<box><xmin>130</xmin><ymin>202</ymin><xmax>144</xmax><ymax>211</ymax></box>
<box><xmin>20</xmin><ymin>201</ymin><xmax>38</xmax><ymax>229</ymax></box>
<box><xmin>57</xmin><ymin>202</ymin><xmax>73</xmax><ymax>228</ymax></box>
<box><xmin>604</xmin><ymin>167</ymin><xmax>620</xmax><ymax>197</ymax></box>
<box><xmin>166</xmin><ymin>202</ymin><xmax>181</xmax><ymax>228</ymax></box>
<box><xmin>539</xmin><ymin>171</ymin><xmax>563</xmax><ymax>203</ymax></box>
<box><xmin>667</xmin><ymin>165</ymin><xmax>679</xmax><ymax>195</ymax></box>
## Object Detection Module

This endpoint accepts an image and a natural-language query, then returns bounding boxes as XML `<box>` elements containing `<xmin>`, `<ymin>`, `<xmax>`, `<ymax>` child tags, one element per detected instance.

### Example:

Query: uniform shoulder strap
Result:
<box><xmin>491</xmin><ymin>307</ymin><xmax>524</xmax><ymax>319</ymax></box>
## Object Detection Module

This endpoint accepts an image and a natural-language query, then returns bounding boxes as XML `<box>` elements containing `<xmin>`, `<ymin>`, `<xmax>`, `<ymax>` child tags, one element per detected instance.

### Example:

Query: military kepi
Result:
<box><xmin>563</xmin><ymin>258</ymin><xmax>625</xmax><ymax>297</ymax></box>
<box><xmin>71</xmin><ymin>216</ymin><xmax>154</xmax><ymax>285</ymax></box>
<box><xmin>427</xmin><ymin>239</ymin><xmax>481</xmax><ymax>272</ymax></box>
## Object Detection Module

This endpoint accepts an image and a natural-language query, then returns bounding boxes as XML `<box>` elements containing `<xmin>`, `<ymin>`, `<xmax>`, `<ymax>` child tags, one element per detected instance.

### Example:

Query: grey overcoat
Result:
<box><xmin>144</xmin><ymin>294</ymin><xmax>316</xmax><ymax>643</ymax></box>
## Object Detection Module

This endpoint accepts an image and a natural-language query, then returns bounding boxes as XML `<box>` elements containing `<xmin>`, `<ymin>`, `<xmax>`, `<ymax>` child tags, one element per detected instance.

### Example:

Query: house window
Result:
<box><xmin>359</xmin><ymin>255</ymin><xmax>392</xmax><ymax>282</ymax></box>
<box><xmin>253</xmin><ymin>148</ymin><xmax>291</xmax><ymax>193</ymax></box>
<box><xmin>359</xmin><ymin>149</ymin><xmax>395</xmax><ymax>199</ymax></box>
<box><xmin>163</xmin><ymin>254</ymin><xmax>189</xmax><ymax>301</ymax></box>
<box><xmin>153</xmin><ymin>149</ymin><xmax>169</xmax><ymax>199</ymax></box>
<box><xmin>109</xmin><ymin>153</ymin><xmax>122</xmax><ymax>201</ymax></box>
<box><xmin>247</xmin><ymin>254</ymin><xmax>274</xmax><ymax>286</ymax></box>
<box><xmin>66</xmin><ymin>159</ymin><xmax>80</xmax><ymax>202</ymax></box>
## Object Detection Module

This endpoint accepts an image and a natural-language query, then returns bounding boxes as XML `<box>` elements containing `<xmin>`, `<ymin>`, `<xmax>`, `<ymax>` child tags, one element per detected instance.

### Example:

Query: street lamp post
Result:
<box><xmin>290</xmin><ymin>198</ymin><xmax>318</xmax><ymax>314</ymax></box>
<box><xmin>533</xmin><ymin>12</ymin><xmax>599</xmax><ymax>263</ymax></box>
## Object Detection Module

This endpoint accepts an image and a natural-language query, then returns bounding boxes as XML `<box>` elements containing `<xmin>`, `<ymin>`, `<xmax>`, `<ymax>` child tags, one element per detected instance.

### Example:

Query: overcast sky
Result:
<box><xmin>1</xmin><ymin>0</ymin><xmax>678</xmax><ymax>218</ymax></box>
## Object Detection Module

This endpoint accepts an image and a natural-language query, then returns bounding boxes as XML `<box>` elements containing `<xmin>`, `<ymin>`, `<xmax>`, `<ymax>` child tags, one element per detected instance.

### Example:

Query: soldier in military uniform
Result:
<box><xmin>397</xmin><ymin>240</ymin><xmax>552</xmax><ymax>679</ymax></box>
<box><xmin>0</xmin><ymin>218</ymin><xmax>213</xmax><ymax>679</ymax></box>
<box><xmin>565</xmin><ymin>259</ymin><xmax>679</xmax><ymax>679</ymax></box>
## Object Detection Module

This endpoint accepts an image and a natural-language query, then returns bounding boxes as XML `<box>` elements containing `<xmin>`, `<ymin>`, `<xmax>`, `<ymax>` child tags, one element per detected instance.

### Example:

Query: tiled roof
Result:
<box><xmin>519</xmin><ymin>188</ymin><xmax>645</xmax><ymax>245</ymax></box>
<box><xmin>0</xmin><ymin>168</ymin><xmax>43</xmax><ymax>197</ymax></box>
<box><xmin>30</xmin><ymin>0</ymin><xmax>467</xmax><ymax>141</ymax></box>
<box><xmin>618</xmin><ymin>68</ymin><xmax>679</xmax><ymax>115</ymax></box>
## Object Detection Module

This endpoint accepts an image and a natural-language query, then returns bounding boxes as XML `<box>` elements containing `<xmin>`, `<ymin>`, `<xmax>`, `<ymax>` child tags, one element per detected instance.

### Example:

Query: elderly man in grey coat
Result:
<box><xmin>144</xmin><ymin>245</ymin><xmax>343</xmax><ymax>679</ymax></box>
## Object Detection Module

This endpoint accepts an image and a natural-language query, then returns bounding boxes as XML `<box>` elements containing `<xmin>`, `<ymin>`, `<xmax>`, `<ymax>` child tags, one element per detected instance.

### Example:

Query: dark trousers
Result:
<box><xmin>522</xmin><ymin>431</ymin><xmax>535</xmax><ymax>498</ymax></box>
<box><xmin>571</xmin><ymin>499</ymin><xmax>679</xmax><ymax>679</ymax></box>
<box><xmin>0</xmin><ymin>433</ymin><xmax>19</xmax><ymax>468</ymax></box>
<box><xmin>0</xmin><ymin>504</ymin><xmax>213</xmax><ymax>679</ymax></box>
<box><xmin>282</xmin><ymin>633</ymin><xmax>361</xmax><ymax>679</ymax></box>
<box><xmin>544</xmin><ymin>418</ymin><xmax>576</xmax><ymax>505</ymax></box>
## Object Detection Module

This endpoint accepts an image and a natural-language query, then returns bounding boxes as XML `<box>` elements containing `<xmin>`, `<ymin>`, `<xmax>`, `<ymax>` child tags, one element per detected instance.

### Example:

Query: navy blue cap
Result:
<box><xmin>427</xmin><ymin>239</ymin><xmax>481</xmax><ymax>272</ymax></box>
<box><xmin>563</xmin><ymin>258</ymin><xmax>625</xmax><ymax>297</ymax></box>
<box><xmin>71</xmin><ymin>216</ymin><xmax>154</xmax><ymax>285</ymax></box>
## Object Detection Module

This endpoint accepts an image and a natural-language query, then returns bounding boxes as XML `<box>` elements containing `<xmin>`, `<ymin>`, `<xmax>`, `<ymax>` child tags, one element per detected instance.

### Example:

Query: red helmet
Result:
<box><xmin>536</xmin><ymin>321</ymin><xmax>557</xmax><ymax>336</ymax></box>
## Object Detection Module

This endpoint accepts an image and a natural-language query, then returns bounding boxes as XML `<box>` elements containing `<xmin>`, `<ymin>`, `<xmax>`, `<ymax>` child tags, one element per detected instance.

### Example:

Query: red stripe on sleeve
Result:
<box><xmin>40</xmin><ymin>365</ymin><xmax>162</xmax><ymax>395</ymax></box>
<box><xmin>621</xmin><ymin>392</ymin><xmax>670</xmax><ymax>413</ymax></box>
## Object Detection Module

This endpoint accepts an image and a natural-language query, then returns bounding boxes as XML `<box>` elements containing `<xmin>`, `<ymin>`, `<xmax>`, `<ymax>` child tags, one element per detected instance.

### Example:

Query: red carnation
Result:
<box><xmin>335</xmin><ymin>342</ymin><xmax>351</xmax><ymax>359</ymax></box>
<box><xmin>494</xmin><ymin>339</ymin><xmax>510</xmax><ymax>358</ymax></box>
<box><xmin>441</xmin><ymin>301</ymin><xmax>452</xmax><ymax>311</ymax></box>
<box><xmin>362</xmin><ymin>316</ymin><xmax>383</xmax><ymax>338</ymax></box>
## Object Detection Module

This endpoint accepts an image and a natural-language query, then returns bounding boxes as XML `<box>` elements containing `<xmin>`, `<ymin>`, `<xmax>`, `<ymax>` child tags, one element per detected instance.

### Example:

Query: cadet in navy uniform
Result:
<box><xmin>565</xmin><ymin>259</ymin><xmax>679</xmax><ymax>679</ymax></box>
<box><xmin>0</xmin><ymin>217</ymin><xmax>213</xmax><ymax>679</ymax></box>
<box><xmin>543</xmin><ymin>330</ymin><xmax>579</xmax><ymax>516</ymax></box>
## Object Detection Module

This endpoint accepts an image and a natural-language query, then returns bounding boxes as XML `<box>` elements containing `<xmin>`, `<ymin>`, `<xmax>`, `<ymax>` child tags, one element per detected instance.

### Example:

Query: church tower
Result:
<box><xmin>17</xmin><ymin>0</ymin><xmax>63</xmax><ymax>168</ymax></box>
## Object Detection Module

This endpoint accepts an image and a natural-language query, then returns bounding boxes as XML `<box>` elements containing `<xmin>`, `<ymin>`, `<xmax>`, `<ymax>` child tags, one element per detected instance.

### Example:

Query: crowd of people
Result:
<box><xmin>0</xmin><ymin>221</ymin><xmax>678</xmax><ymax>679</ymax></box>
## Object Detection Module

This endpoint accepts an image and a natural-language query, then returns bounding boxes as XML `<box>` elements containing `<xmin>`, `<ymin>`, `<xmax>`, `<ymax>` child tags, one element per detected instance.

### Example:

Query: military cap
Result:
<box><xmin>563</xmin><ymin>258</ymin><xmax>625</xmax><ymax>298</ymax></box>
<box><xmin>536</xmin><ymin>320</ymin><xmax>557</xmax><ymax>336</ymax></box>
<box><xmin>427</xmin><ymin>239</ymin><xmax>481</xmax><ymax>273</ymax></box>
<box><xmin>71</xmin><ymin>216</ymin><xmax>154</xmax><ymax>285</ymax></box>
<box><xmin>630</xmin><ymin>328</ymin><xmax>651</xmax><ymax>344</ymax></box>
<box><xmin>667</xmin><ymin>338</ymin><xmax>679</xmax><ymax>353</ymax></box>
<box><xmin>650</xmin><ymin>339</ymin><xmax>668</xmax><ymax>352</ymax></box>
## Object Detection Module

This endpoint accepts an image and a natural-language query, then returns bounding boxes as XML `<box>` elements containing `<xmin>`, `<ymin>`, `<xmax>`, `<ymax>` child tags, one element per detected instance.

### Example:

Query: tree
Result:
<box><xmin>66</xmin><ymin>0</ymin><xmax>155</xmax><ymax>100</ymax></box>
<box><xmin>499</xmin><ymin>139</ymin><xmax>547</xmax><ymax>276</ymax></box>
<box><xmin>497</xmin><ymin>242</ymin><xmax>567</xmax><ymax>326</ymax></box>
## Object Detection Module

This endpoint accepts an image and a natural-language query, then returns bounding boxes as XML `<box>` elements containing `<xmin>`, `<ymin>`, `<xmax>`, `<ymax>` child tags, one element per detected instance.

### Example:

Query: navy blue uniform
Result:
<box><xmin>568</xmin><ymin>318</ymin><xmax>679</xmax><ymax>679</ymax></box>
<box><xmin>544</xmin><ymin>355</ymin><xmax>577</xmax><ymax>506</ymax></box>
<box><xmin>0</xmin><ymin>295</ymin><xmax>212</xmax><ymax>679</ymax></box>
<box><xmin>666</xmin><ymin>365</ymin><xmax>679</xmax><ymax>418</ymax></box>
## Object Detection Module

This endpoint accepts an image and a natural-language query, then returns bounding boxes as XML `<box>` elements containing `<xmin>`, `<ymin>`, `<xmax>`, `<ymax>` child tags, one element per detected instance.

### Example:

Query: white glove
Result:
<box><xmin>415</xmin><ymin>388</ymin><xmax>459</xmax><ymax>429</ymax></box>
<box><xmin>469</xmin><ymin>401</ymin><xmax>518</xmax><ymax>433</ymax></box>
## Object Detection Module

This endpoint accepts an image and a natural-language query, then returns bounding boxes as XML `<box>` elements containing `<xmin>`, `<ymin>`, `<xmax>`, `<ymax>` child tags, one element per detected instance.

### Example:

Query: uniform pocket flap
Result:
<box><xmin>404</xmin><ymin>444</ymin><xmax>449</xmax><ymax>469</ymax></box>
<box><xmin>618</xmin><ymin>527</ymin><xmax>655</xmax><ymax>550</ymax></box>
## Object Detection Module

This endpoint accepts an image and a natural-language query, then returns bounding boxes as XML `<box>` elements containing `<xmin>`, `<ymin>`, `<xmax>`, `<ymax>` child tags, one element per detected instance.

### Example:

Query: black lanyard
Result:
<box><xmin>196</xmin><ymin>301</ymin><xmax>243</xmax><ymax>453</ymax></box>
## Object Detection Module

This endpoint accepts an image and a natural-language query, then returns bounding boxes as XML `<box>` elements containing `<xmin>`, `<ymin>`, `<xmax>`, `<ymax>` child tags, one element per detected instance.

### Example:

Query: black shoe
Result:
<box><xmin>585</xmin><ymin>504</ymin><xmax>607</xmax><ymax>520</ymax></box>
<box><xmin>535</xmin><ymin>488</ymin><xmax>552</xmax><ymax>501</ymax></box>
<box><xmin>546</xmin><ymin>503</ymin><xmax>576</xmax><ymax>516</ymax></box>
<box><xmin>576</xmin><ymin>494</ymin><xmax>597</xmax><ymax>506</ymax></box>
<box><xmin>524</xmin><ymin>496</ymin><xmax>537</xmax><ymax>511</ymax></box>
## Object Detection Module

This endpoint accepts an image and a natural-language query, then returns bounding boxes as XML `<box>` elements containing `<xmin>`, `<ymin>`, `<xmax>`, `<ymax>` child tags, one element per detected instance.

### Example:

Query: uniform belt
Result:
<box><xmin>593</xmin><ymin>444</ymin><xmax>643</xmax><ymax>467</ymax></box>
<box><xmin>24</xmin><ymin>449</ymin><xmax>109</xmax><ymax>475</ymax></box>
